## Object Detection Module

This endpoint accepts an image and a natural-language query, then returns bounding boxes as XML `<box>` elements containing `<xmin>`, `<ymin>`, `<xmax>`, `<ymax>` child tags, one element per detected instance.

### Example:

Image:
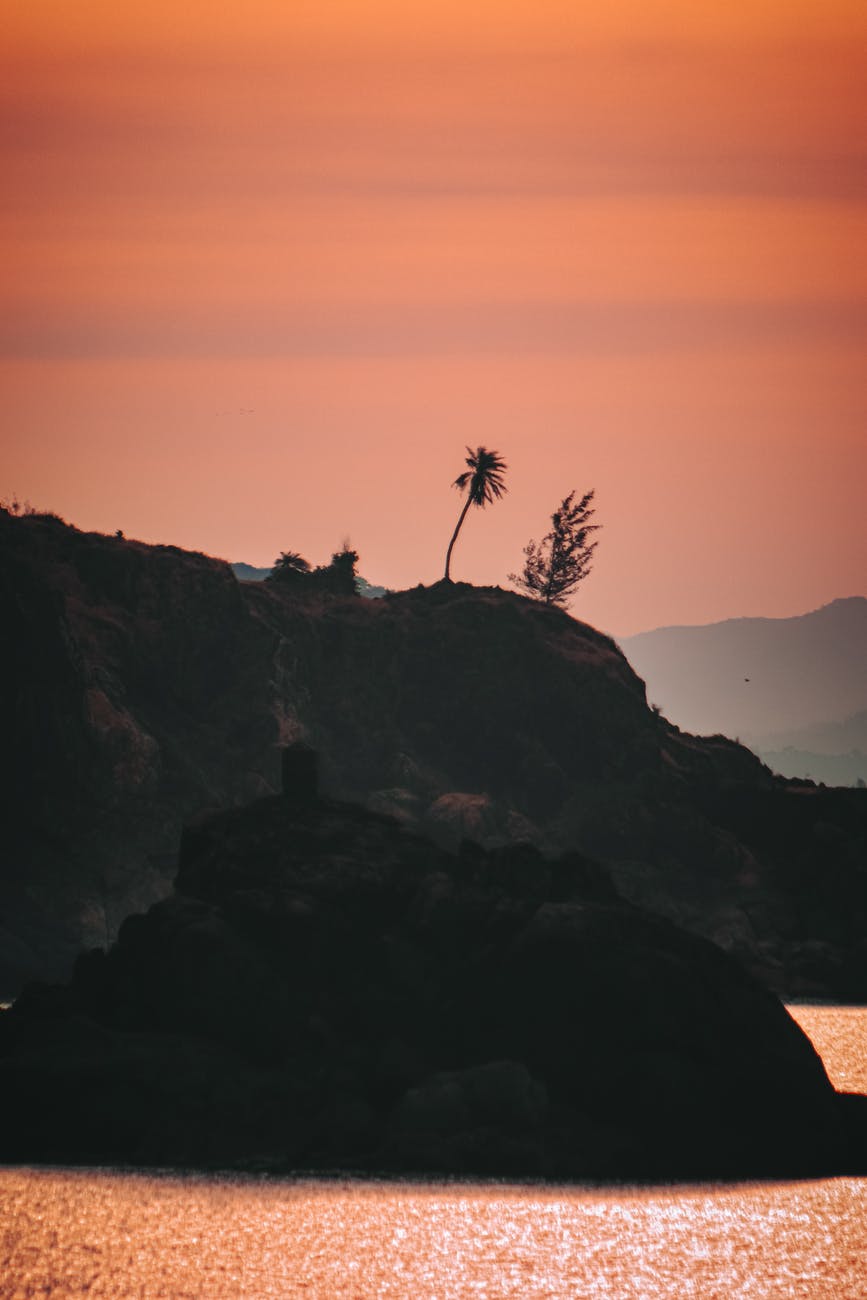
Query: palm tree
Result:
<box><xmin>269</xmin><ymin>551</ymin><xmax>311</xmax><ymax>586</ymax></box>
<box><xmin>444</xmin><ymin>446</ymin><xmax>508</xmax><ymax>581</ymax></box>
<box><xmin>272</xmin><ymin>550</ymin><xmax>311</xmax><ymax>575</ymax></box>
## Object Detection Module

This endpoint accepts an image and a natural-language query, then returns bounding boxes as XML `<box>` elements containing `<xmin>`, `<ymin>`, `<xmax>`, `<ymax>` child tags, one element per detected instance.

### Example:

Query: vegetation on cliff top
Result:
<box><xmin>1</xmin><ymin>506</ymin><xmax>865</xmax><ymax>1005</ymax></box>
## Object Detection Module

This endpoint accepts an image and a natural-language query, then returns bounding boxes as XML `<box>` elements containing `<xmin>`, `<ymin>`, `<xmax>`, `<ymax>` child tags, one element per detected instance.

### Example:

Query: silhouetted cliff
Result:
<box><xmin>2</xmin><ymin>509</ymin><xmax>866</xmax><ymax>999</ymax></box>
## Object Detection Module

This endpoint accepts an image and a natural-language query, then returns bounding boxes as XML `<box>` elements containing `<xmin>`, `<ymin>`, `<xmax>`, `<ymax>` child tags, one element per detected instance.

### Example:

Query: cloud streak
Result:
<box><xmin>2</xmin><ymin>1</ymin><xmax>865</xmax><ymax>632</ymax></box>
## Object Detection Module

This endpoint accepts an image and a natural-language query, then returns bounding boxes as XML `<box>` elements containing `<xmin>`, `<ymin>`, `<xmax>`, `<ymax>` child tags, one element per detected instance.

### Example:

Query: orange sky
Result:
<box><xmin>2</xmin><ymin>1</ymin><xmax>865</xmax><ymax>635</ymax></box>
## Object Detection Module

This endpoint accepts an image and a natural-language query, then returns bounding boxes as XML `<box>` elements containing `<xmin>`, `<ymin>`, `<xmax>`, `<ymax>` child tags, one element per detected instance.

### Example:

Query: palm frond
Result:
<box><xmin>453</xmin><ymin>445</ymin><xmax>508</xmax><ymax>507</ymax></box>
<box><xmin>273</xmin><ymin>550</ymin><xmax>311</xmax><ymax>573</ymax></box>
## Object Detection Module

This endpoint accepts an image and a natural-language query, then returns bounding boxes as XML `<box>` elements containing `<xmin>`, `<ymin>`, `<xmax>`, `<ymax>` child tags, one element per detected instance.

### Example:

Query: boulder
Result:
<box><xmin>1</xmin><ymin>791</ymin><xmax>862</xmax><ymax>1179</ymax></box>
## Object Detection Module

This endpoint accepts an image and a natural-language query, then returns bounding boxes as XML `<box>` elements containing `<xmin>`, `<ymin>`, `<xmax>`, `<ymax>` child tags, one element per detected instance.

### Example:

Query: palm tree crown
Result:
<box><xmin>444</xmin><ymin>445</ymin><xmax>508</xmax><ymax>580</ymax></box>
<box><xmin>453</xmin><ymin>446</ymin><xmax>508</xmax><ymax>505</ymax></box>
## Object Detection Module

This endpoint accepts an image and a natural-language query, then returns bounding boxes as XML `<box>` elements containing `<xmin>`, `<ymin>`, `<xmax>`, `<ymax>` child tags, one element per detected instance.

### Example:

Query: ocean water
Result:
<box><xmin>1</xmin><ymin>1005</ymin><xmax>864</xmax><ymax>1300</ymax></box>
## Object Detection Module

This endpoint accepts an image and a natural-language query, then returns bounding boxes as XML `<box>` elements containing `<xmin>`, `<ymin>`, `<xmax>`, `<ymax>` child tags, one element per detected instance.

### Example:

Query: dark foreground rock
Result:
<box><xmin>2</xmin><ymin>793</ymin><xmax>864</xmax><ymax>1180</ymax></box>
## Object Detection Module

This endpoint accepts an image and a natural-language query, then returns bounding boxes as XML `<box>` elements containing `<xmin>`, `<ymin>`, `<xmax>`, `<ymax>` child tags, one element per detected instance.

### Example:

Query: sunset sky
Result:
<box><xmin>2</xmin><ymin>0</ymin><xmax>865</xmax><ymax>636</ymax></box>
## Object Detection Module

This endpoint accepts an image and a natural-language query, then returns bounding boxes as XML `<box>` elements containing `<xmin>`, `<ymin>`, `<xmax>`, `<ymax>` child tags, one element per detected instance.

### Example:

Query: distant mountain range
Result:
<box><xmin>231</xmin><ymin>561</ymin><xmax>272</xmax><ymax>582</ymax></box>
<box><xmin>620</xmin><ymin>597</ymin><xmax>867</xmax><ymax>786</ymax></box>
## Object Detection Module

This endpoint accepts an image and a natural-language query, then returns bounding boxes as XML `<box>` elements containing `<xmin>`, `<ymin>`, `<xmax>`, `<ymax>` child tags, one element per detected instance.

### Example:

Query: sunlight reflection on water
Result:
<box><xmin>787</xmin><ymin>1004</ymin><xmax>867</xmax><ymax>1093</ymax></box>
<box><xmin>2</xmin><ymin>1170</ymin><xmax>865</xmax><ymax>1299</ymax></box>
<box><xmin>0</xmin><ymin>1006</ymin><xmax>864</xmax><ymax>1300</ymax></box>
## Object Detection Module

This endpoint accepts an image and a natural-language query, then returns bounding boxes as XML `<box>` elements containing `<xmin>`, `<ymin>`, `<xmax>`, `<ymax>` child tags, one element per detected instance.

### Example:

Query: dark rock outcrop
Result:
<box><xmin>1</xmin><ymin>792</ymin><xmax>864</xmax><ymax>1180</ymax></box>
<box><xmin>2</xmin><ymin>509</ymin><xmax>866</xmax><ymax>1000</ymax></box>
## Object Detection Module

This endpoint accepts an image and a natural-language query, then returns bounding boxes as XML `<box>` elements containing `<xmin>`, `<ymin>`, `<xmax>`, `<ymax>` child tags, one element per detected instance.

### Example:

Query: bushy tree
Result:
<box><xmin>269</xmin><ymin>544</ymin><xmax>361</xmax><ymax>596</ymax></box>
<box><xmin>323</xmin><ymin>543</ymin><xmax>359</xmax><ymax>595</ymax></box>
<box><xmin>270</xmin><ymin>551</ymin><xmax>312</xmax><ymax>583</ymax></box>
<box><xmin>510</xmin><ymin>490</ymin><xmax>600</xmax><ymax>606</ymax></box>
<box><xmin>444</xmin><ymin>446</ymin><xmax>508</xmax><ymax>580</ymax></box>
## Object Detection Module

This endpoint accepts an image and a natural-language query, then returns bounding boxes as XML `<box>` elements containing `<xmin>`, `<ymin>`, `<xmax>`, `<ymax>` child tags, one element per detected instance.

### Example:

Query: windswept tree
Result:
<box><xmin>510</xmin><ymin>489</ymin><xmax>600</xmax><ymax>607</ymax></box>
<box><xmin>444</xmin><ymin>446</ymin><xmax>508</xmax><ymax>581</ymax></box>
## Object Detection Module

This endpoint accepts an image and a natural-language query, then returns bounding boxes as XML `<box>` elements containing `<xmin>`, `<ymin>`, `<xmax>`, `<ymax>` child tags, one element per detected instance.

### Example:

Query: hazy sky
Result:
<box><xmin>3</xmin><ymin>0</ymin><xmax>865</xmax><ymax>635</ymax></box>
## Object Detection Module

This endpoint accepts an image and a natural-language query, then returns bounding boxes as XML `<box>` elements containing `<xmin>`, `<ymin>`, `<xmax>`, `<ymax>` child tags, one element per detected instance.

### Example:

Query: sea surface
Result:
<box><xmin>1</xmin><ymin>1005</ymin><xmax>865</xmax><ymax>1300</ymax></box>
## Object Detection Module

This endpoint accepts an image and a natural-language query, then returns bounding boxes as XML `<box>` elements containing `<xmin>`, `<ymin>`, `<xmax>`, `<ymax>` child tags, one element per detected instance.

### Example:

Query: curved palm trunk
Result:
<box><xmin>444</xmin><ymin>495</ymin><xmax>472</xmax><ymax>580</ymax></box>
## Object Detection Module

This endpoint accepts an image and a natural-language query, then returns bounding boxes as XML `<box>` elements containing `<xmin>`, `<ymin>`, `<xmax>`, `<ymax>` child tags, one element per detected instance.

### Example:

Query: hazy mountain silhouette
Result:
<box><xmin>749</xmin><ymin>710</ymin><xmax>866</xmax><ymax>787</ymax></box>
<box><xmin>231</xmin><ymin>561</ymin><xmax>272</xmax><ymax>582</ymax></box>
<box><xmin>620</xmin><ymin>598</ymin><xmax>867</xmax><ymax>784</ymax></box>
<box><xmin>755</xmin><ymin>710</ymin><xmax>867</xmax><ymax>755</ymax></box>
<box><xmin>2</xmin><ymin>510</ymin><xmax>866</xmax><ymax>1002</ymax></box>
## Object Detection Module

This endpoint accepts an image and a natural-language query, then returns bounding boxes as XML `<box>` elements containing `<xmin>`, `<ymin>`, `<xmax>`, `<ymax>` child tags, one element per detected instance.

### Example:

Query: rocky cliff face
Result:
<box><xmin>2</xmin><ymin>789</ymin><xmax>862</xmax><ymax>1180</ymax></box>
<box><xmin>0</xmin><ymin>511</ymin><xmax>282</xmax><ymax>992</ymax></box>
<box><xmin>2</xmin><ymin>509</ymin><xmax>866</xmax><ymax>999</ymax></box>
